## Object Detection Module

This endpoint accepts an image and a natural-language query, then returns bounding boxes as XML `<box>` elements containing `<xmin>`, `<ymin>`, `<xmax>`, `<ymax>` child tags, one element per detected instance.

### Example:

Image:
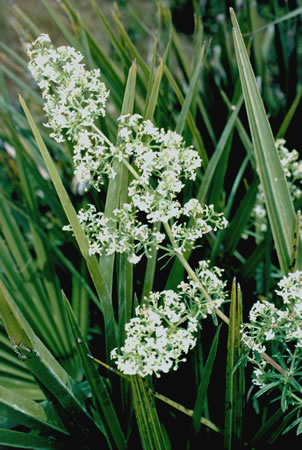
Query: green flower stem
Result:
<box><xmin>163</xmin><ymin>222</ymin><xmax>230</xmax><ymax>325</ymax></box>
<box><xmin>121</xmin><ymin>158</ymin><xmax>140</xmax><ymax>180</ymax></box>
<box><xmin>92</xmin><ymin>123</ymin><xmax>114</xmax><ymax>147</ymax></box>
<box><xmin>116</xmin><ymin>152</ymin><xmax>231</xmax><ymax>326</ymax></box>
<box><xmin>260</xmin><ymin>352</ymin><xmax>287</xmax><ymax>376</ymax></box>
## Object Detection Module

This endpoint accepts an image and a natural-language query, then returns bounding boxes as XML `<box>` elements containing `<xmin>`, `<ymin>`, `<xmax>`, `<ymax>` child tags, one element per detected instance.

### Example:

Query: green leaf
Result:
<box><xmin>71</xmin><ymin>262</ymin><xmax>89</xmax><ymax>339</ymax></box>
<box><xmin>88</xmin><ymin>0</ymin><xmax>132</xmax><ymax>68</ymax></box>
<box><xmin>276</xmin><ymin>85</ymin><xmax>302</xmax><ymax>138</ymax></box>
<box><xmin>144</xmin><ymin>44</ymin><xmax>168</xmax><ymax>122</ymax></box>
<box><xmin>111</xmin><ymin>8</ymin><xmax>149</xmax><ymax>80</ymax></box>
<box><xmin>63</xmin><ymin>293</ymin><xmax>127</xmax><ymax>449</ymax></box>
<box><xmin>99</xmin><ymin>61</ymin><xmax>136</xmax><ymax>302</ymax></box>
<box><xmin>192</xmin><ymin>325</ymin><xmax>221</xmax><ymax>433</ymax></box>
<box><xmin>268</xmin><ymin>408</ymin><xmax>297</xmax><ymax>444</ymax></box>
<box><xmin>19</xmin><ymin>96</ymin><xmax>117</xmax><ymax>353</ymax></box>
<box><xmin>224</xmin><ymin>177</ymin><xmax>259</xmax><ymax>255</ymax></box>
<box><xmin>248</xmin><ymin>408</ymin><xmax>283</xmax><ymax>446</ymax></box>
<box><xmin>40</xmin><ymin>0</ymin><xmax>79</xmax><ymax>48</ymax></box>
<box><xmin>175</xmin><ymin>42</ymin><xmax>205</xmax><ymax>135</ymax></box>
<box><xmin>0</xmin><ymin>429</ymin><xmax>65</xmax><ymax>449</ymax></box>
<box><xmin>289</xmin><ymin>212</ymin><xmax>301</xmax><ymax>272</ymax></box>
<box><xmin>0</xmin><ymin>284</ymin><xmax>110</xmax><ymax>447</ymax></box>
<box><xmin>211</xmin><ymin>155</ymin><xmax>249</xmax><ymax>261</ymax></box>
<box><xmin>224</xmin><ymin>280</ymin><xmax>244</xmax><ymax>449</ymax></box>
<box><xmin>163</xmin><ymin>64</ymin><xmax>207</xmax><ymax>165</ymax></box>
<box><xmin>0</xmin><ymin>385</ymin><xmax>67</xmax><ymax>435</ymax></box>
<box><xmin>231</xmin><ymin>8</ymin><xmax>302</xmax><ymax>273</ymax></box>
<box><xmin>130</xmin><ymin>375</ymin><xmax>168</xmax><ymax>450</ymax></box>
<box><xmin>197</xmin><ymin>95</ymin><xmax>243</xmax><ymax>205</ymax></box>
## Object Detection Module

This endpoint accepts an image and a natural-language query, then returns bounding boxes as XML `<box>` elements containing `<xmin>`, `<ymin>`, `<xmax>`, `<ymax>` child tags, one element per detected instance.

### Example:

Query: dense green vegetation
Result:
<box><xmin>0</xmin><ymin>1</ymin><xmax>302</xmax><ymax>448</ymax></box>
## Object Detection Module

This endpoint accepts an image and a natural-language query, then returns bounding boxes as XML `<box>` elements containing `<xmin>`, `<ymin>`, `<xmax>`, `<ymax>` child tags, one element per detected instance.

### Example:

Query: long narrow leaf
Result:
<box><xmin>19</xmin><ymin>95</ymin><xmax>117</xmax><ymax>352</ymax></box>
<box><xmin>130</xmin><ymin>375</ymin><xmax>168</xmax><ymax>450</ymax></box>
<box><xmin>192</xmin><ymin>325</ymin><xmax>221</xmax><ymax>433</ymax></box>
<box><xmin>231</xmin><ymin>8</ymin><xmax>302</xmax><ymax>273</ymax></box>
<box><xmin>224</xmin><ymin>279</ymin><xmax>244</xmax><ymax>449</ymax></box>
<box><xmin>0</xmin><ymin>385</ymin><xmax>67</xmax><ymax>435</ymax></box>
<box><xmin>0</xmin><ymin>284</ymin><xmax>110</xmax><ymax>447</ymax></box>
<box><xmin>0</xmin><ymin>429</ymin><xmax>66</xmax><ymax>449</ymax></box>
<box><xmin>63</xmin><ymin>293</ymin><xmax>127</xmax><ymax>449</ymax></box>
<box><xmin>175</xmin><ymin>43</ymin><xmax>205</xmax><ymax>135</ymax></box>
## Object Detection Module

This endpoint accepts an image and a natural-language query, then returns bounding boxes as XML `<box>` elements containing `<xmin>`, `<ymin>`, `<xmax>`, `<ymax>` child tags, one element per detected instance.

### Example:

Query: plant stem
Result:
<box><xmin>163</xmin><ymin>221</ymin><xmax>230</xmax><ymax>325</ymax></box>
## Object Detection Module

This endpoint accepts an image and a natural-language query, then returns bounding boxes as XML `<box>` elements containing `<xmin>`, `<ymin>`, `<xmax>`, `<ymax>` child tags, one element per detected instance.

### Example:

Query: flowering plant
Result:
<box><xmin>2</xmin><ymin>3</ymin><xmax>302</xmax><ymax>448</ymax></box>
<box><xmin>242</xmin><ymin>271</ymin><xmax>302</xmax><ymax>418</ymax></box>
<box><xmin>27</xmin><ymin>34</ymin><xmax>228</xmax><ymax>377</ymax></box>
<box><xmin>111</xmin><ymin>260</ymin><xmax>227</xmax><ymax>377</ymax></box>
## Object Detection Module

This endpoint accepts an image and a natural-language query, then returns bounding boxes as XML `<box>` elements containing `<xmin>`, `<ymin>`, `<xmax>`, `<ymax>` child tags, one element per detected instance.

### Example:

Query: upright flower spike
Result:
<box><xmin>27</xmin><ymin>34</ymin><xmax>110</xmax><ymax>190</ymax></box>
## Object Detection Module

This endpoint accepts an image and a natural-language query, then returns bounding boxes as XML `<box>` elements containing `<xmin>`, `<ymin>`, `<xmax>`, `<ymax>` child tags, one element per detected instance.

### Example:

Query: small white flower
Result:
<box><xmin>264</xmin><ymin>329</ymin><xmax>275</xmax><ymax>340</ymax></box>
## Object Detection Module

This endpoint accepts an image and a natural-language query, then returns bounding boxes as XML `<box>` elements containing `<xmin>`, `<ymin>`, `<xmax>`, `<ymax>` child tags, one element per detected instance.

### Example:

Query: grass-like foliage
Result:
<box><xmin>0</xmin><ymin>1</ymin><xmax>302</xmax><ymax>448</ymax></box>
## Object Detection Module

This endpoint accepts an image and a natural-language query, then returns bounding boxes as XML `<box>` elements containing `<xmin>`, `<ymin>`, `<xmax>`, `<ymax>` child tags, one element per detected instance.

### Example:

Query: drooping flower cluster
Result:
<box><xmin>241</xmin><ymin>271</ymin><xmax>302</xmax><ymax>388</ymax></box>
<box><xmin>250</xmin><ymin>139</ymin><xmax>302</xmax><ymax>241</ymax></box>
<box><xmin>27</xmin><ymin>34</ymin><xmax>111</xmax><ymax>189</ymax></box>
<box><xmin>111</xmin><ymin>261</ymin><xmax>227</xmax><ymax>377</ymax></box>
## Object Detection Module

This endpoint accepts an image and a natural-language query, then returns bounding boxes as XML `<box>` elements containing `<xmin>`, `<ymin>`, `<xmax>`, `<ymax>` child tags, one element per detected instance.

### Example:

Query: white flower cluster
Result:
<box><xmin>28</xmin><ymin>36</ymin><xmax>227</xmax><ymax>263</ymax></box>
<box><xmin>111</xmin><ymin>261</ymin><xmax>227</xmax><ymax>377</ymax></box>
<box><xmin>63</xmin><ymin>113</ymin><xmax>226</xmax><ymax>262</ymax></box>
<box><xmin>64</xmin><ymin>198</ymin><xmax>227</xmax><ymax>264</ymax></box>
<box><xmin>28</xmin><ymin>36</ymin><xmax>229</xmax><ymax>379</ymax></box>
<box><xmin>27</xmin><ymin>34</ymin><xmax>111</xmax><ymax>190</ymax></box>
<box><xmin>241</xmin><ymin>270</ymin><xmax>302</xmax><ymax>387</ymax></box>
<box><xmin>172</xmin><ymin>202</ymin><xmax>227</xmax><ymax>252</ymax></box>
<box><xmin>63</xmin><ymin>203</ymin><xmax>165</xmax><ymax>264</ymax></box>
<box><xmin>116</xmin><ymin>113</ymin><xmax>202</xmax><ymax>223</ymax></box>
<box><xmin>111</xmin><ymin>293</ymin><xmax>198</xmax><ymax>378</ymax></box>
<box><xmin>276</xmin><ymin>270</ymin><xmax>302</xmax><ymax>311</ymax></box>
<box><xmin>251</xmin><ymin>139</ymin><xmax>302</xmax><ymax>240</ymax></box>
<box><xmin>178</xmin><ymin>260</ymin><xmax>227</xmax><ymax>318</ymax></box>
